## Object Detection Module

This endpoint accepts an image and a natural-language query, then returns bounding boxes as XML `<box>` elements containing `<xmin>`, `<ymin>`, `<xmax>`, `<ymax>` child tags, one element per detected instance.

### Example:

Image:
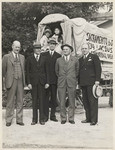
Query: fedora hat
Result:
<box><xmin>92</xmin><ymin>85</ymin><xmax>103</xmax><ymax>99</ymax></box>
<box><xmin>44</xmin><ymin>29</ymin><xmax>52</xmax><ymax>35</ymax></box>
<box><xmin>61</xmin><ymin>44</ymin><xmax>73</xmax><ymax>52</ymax></box>
<box><xmin>33</xmin><ymin>42</ymin><xmax>41</xmax><ymax>48</ymax></box>
<box><xmin>48</xmin><ymin>37</ymin><xmax>57</xmax><ymax>44</ymax></box>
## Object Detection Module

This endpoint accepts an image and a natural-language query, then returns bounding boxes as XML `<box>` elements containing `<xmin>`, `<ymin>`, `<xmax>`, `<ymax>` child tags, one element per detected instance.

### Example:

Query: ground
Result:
<box><xmin>2</xmin><ymin>97</ymin><xmax>113</xmax><ymax>149</ymax></box>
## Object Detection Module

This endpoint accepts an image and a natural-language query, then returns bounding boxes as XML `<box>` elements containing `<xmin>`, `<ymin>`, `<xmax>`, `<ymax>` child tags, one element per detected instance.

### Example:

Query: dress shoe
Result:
<box><xmin>44</xmin><ymin>118</ymin><xmax>48</xmax><ymax>122</ymax></box>
<box><xmin>6</xmin><ymin>122</ymin><xmax>11</xmax><ymax>127</ymax></box>
<box><xmin>50</xmin><ymin>118</ymin><xmax>58</xmax><ymax>122</ymax></box>
<box><xmin>81</xmin><ymin>120</ymin><xmax>90</xmax><ymax>123</ymax></box>
<box><xmin>31</xmin><ymin>122</ymin><xmax>37</xmax><ymax>125</ymax></box>
<box><xmin>90</xmin><ymin>122</ymin><xmax>97</xmax><ymax>126</ymax></box>
<box><xmin>16</xmin><ymin>122</ymin><xmax>24</xmax><ymax>126</ymax></box>
<box><xmin>61</xmin><ymin>121</ymin><xmax>66</xmax><ymax>124</ymax></box>
<box><xmin>69</xmin><ymin>120</ymin><xmax>75</xmax><ymax>124</ymax></box>
<box><xmin>40</xmin><ymin>121</ymin><xmax>45</xmax><ymax>125</ymax></box>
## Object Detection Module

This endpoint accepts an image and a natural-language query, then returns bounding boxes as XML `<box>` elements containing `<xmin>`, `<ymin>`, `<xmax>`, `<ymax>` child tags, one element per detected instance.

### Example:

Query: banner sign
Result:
<box><xmin>86</xmin><ymin>32</ymin><xmax>113</xmax><ymax>62</ymax></box>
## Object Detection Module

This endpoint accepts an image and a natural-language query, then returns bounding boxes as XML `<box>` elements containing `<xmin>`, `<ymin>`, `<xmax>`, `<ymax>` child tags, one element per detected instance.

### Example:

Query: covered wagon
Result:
<box><xmin>37</xmin><ymin>13</ymin><xmax>113</xmax><ymax>92</ymax></box>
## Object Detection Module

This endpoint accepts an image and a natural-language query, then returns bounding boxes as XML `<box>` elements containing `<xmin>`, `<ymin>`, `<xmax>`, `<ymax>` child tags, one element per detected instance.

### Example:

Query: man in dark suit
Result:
<box><xmin>78</xmin><ymin>43</ymin><xmax>101</xmax><ymax>125</ymax></box>
<box><xmin>44</xmin><ymin>38</ymin><xmax>61</xmax><ymax>122</ymax></box>
<box><xmin>2</xmin><ymin>41</ymin><xmax>25</xmax><ymax>127</ymax></box>
<box><xmin>55</xmin><ymin>44</ymin><xmax>79</xmax><ymax>124</ymax></box>
<box><xmin>26</xmin><ymin>42</ymin><xmax>49</xmax><ymax>125</ymax></box>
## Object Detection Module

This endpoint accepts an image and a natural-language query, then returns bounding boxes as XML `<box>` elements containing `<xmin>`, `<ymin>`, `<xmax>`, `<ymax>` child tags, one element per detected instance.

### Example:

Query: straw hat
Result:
<box><xmin>92</xmin><ymin>85</ymin><xmax>103</xmax><ymax>99</ymax></box>
<box><xmin>44</xmin><ymin>29</ymin><xmax>52</xmax><ymax>35</ymax></box>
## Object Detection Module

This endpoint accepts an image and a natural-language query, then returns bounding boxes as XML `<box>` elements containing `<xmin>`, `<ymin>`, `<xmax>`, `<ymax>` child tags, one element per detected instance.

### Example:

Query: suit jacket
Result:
<box><xmin>2</xmin><ymin>52</ymin><xmax>25</xmax><ymax>89</ymax></box>
<box><xmin>26</xmin><ymin>53</ymin><xmax>49</xmax><ymax>86</ymax></box>
<box><xmin>43</xmin><ymin>51</ymin><xmax>61</xmax><ymax>84</ymax></box>
<box><xmin>78</xmin><ymin>53</ymin><xmax>101</xmax><ymax>86</ymax></box>
<box><xmin>55</xmin><ymin>55</ymin><xmax>79</xmax><ymax>88</ymax></box>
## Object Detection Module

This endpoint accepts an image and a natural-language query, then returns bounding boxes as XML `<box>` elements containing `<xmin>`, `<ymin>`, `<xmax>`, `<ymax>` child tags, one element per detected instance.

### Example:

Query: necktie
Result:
<box><xmin>65</xmin><ymin>56</ymin><xmax>68</xmax><ymax>62</ymax></box>
<box><xmin>51</xmin><ymin>51</ymin><xmax>53</xmax><ymax>56</ymax></box>
<box><xmin>83</xmin><ymin>55</ymin><xmax>86</xmax><ymax>60</ymax></box>
<box><xmin>15</xmin><ymin>54</ymin><xmax>18</xmax><ymax>61</ymax></box>
<box><xmin>36</xmin><ymin>55</ymin><xmax>39</xmax><ymax>61</ymax></box>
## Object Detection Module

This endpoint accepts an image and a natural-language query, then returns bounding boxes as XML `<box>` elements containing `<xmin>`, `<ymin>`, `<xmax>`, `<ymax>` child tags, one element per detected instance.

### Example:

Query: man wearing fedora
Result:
<box><xmin>40</xmin><ymin>28</ymin><xmax>52</xmax><ymax>52</ymax></box>
<box><xmin>2</xmin><ymin>40</ymin><xmax>25</xmax><ymax>127</ymax></box>
<box><xmin>43</xmin><ymin>37</ymin><xmax>61</xmax><ymax>122</ymax></box>
<box><xmin>55</xmin><ymin>44</ymin><xmax>79</xmax><ymax>124</ymax></box>
<box><xmin>26</xmin><ymin>42</ymin><xmax>50</xmax><ymax>125</ymax></box>
<box><xmin>78</xmin><ymin>43</ymin><xmax>101</xmax><ymax>125</ymax></box>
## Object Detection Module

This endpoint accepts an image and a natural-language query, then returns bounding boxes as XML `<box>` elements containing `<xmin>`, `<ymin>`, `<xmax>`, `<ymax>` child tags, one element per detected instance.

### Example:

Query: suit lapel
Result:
<box><xmin>32</xmin><ymin>54</ymin><xmax>38</xmax><ymax>67</ymax></box>
<box><xmin>33</xmin><ymin>54</ymin><xmax>42</xmax><ymax>68</ymax></box>
<box><xmin>38</xmin><ymin>55</ymin><xmax>42</xmax><ymax>66</ymax></box>
<box><xmin>19</xmin><ymin>54</ymin><xmax>23</xmax><ymax>69</ymax></box>
<box><xmin>52</xmin><ymin>51</ymin><xmax>56</xmax><ymax>58</ymax></box>
<box><xmin>9</xmin><ymin>52</ymin><xmax>15</xmax><ymax>65</ymax></box>
<box><xmin>85</xmin><ymin>53</ymin><xmax>91</xmax><ymax>62</ymax></box>
<box><xmin>48</xmin><ymin>51</ymin><xmax>55</xmax><ymax>58</ymax></box>
<box><xmin>48</xmin><ymin>51</ymin><xmax>51</xmax><ymax>58</ymax></box>
<box><xmin>61</xmin><ymin>56</ymin><xmax>68</xmax><ymax>72</ymax></box>
<box><xmin>80</xmin><ymin>53</ymin><xmax>91</xmax><ymax>68</ymax></box>
<box><xmin>67</xmin><ymin>56</ymin><xmax>74</xmax><ymax>70</ymax></box>
<box><xmin>33</xmin><ymin>54</ymin><xmax>38</xmax><ymax>63</ymax></box>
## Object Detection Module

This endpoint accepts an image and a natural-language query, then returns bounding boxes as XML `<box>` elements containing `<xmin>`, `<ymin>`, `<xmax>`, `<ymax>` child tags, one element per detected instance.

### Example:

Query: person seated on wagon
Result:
<box><xmin>52</xmin><ymin>27</ymin><xmax>63</xmax><ymax>54</ymax></box>
<box><xmin>40</xmin><ymin>28</ymin><xmax>52</xmax><ymax>52</ymax></box>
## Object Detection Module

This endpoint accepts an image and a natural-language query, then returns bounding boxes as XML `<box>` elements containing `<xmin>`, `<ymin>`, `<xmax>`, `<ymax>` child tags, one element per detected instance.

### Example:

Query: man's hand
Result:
<box><xmin>28</xmin><ymin>84</ymin><xmax>32</xmax><ymax>90</ymax></box>
<box><xmin>95</xmin><ymin>81</ymin><xmax>100</xmax><ymax>86</ymax></box>
<box><xmin>45</xmin><ymin>84</ymin><xmax>49</xmax><ymax>89</ymax></box>
<box><xmin>2</xmin><ymin>77</ymin><xmax>6</xmax><ymax>91</ymax></box>
<box><xmin>76</xmin><ymin>84</ymin><xmax>80</xmax><ymax>89</ymax></box>
<box><xmin>3</xmin><ymin>86</ymin><xmax>6</xmax><ymax>91</ymax></box>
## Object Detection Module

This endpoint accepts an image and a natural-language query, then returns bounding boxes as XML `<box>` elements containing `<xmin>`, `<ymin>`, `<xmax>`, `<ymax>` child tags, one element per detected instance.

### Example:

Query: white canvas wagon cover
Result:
<box><xmin>37</xmin><ymin>14</ymin><xmax>112</xmax><ymax>63</ymax></box>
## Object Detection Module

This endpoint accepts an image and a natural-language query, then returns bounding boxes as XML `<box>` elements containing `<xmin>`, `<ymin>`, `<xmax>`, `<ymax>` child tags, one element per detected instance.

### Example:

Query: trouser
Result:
<box><xmin>81</xmin><ymin>85</ymin><xmax>98</xmax><ymax>123</ymax></box>
<box><xmin>58</xmin><ymin>86</ymin><xmax>76</xmax><ymax>121</ymax></box>
<box><xmin>45</xmin><ymin>84</ymin><xmax>58</xmax><ymax>119</ymax></box>
<box><xmin>31</xmin><ymin>82</ymin><xmax>46</xmax><ymax>123</ymax></box>
<box><xmin>6</xmin><ymin>78</ymin><xmax>24</xmax><ymax>123</ymax></box>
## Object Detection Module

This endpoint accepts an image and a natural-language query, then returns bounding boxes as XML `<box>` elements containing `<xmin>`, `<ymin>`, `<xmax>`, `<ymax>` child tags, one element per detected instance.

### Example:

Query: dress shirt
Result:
<box><xmin>12</xmin><ymin>51</ymin><xmax>19</xmax><ymax>58</ymax></box>
<box><xmin>49</xmin><ymin>50</ymin><xmax>54</xmax><ymax>56</ymax></box>
<box><xmin>83</xmin><ymin>53</ymin><xmax>89</xmax><ymax>59</ymax></box>
<box><xmin>34</xmin><ymin>53</ymin><xmax>40</xmax><ymax>61</ymax></box>
<box><xmin>64</xmin><ymin>55</ymin><xmax>70</xmax><ymax>61</ymax></box>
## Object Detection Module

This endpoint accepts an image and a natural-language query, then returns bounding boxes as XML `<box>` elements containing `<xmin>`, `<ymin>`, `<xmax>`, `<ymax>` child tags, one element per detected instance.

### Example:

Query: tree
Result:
<box><xmin>2</xmin><ymin>2</ymin><xmax>113</xmax><ymax>54</ymax></box>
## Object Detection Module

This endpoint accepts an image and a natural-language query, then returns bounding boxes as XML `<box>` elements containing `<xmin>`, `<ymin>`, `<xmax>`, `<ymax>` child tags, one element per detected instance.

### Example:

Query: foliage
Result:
<box><xmin>2</xmin><ymin>2</ymin><xmax>113</xmax><ymax>54</ymax></box>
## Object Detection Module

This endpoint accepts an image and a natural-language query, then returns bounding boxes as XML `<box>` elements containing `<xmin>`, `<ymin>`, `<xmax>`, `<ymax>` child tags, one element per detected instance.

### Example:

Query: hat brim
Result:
<box><xmin>48</xmin><ymin>40</ymin><xmax>57</xmax><ymax>44</ymax></box>
<box><xmin>44</xmin><ymin>30</ymin><xmax>52</xmax><ymax>35</ymax></box>
<box><xmin>33</xmin><ymin>46</ymin><xmax>41</xmax><ymax>49</ymax></box>
<box><xmin>92</xmin><ymin>85</ymin><xmax>98</xmax><ymax>99</ymax></box>
<box><xmin>61</xmin><ymin>44</ymin><xmax>73</xmax><ymax>52</ymax></box>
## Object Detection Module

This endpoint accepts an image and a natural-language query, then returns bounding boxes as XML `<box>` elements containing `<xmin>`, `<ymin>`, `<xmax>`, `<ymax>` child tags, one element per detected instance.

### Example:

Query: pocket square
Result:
<box><xmin>88</xmin><ymin>59</ymin><xmax>92</xmax><ymax>61</ymax></box>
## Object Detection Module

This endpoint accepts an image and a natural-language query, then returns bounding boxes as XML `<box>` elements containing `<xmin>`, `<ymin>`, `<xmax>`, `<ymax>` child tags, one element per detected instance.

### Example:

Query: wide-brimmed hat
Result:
<box><xmin>92</xmin><ymin>85</ymin><xmax>103</xmax><ymax>99</ymax></box>
<box><xmin>61</xmin><ymin>44</ymin><xmax>73</xmax><ymax>52</ymax></box>
<box><xmin>48</xmin><ymin>37</ymin><xmax>57</xmax><ymax>44</ymax></box>
<box><xmin>44</xmin><ymin>29</ymin><xmax>52</xmax><ymax>35</ymax></box>
<box><xmin>33</xmin><ymin>42</ymin><xmax>41</xmax><ymax>48</ymax></box>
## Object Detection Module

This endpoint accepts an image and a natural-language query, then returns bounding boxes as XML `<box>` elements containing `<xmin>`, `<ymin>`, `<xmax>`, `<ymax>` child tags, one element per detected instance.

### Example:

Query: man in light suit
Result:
<box><xmin>55</xmin><ymin>44</ymin><xmax>79</xmax><ymax>124</ymax></box>
<box><xmin>78</xmin><ymin>43</ymin><xmax>101</xmax><ymax>125</ymax></box>
<box><xmin>2</xmin><ymin>41</ymin><xmax>25</xmax><ymax>127</ymax></box>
